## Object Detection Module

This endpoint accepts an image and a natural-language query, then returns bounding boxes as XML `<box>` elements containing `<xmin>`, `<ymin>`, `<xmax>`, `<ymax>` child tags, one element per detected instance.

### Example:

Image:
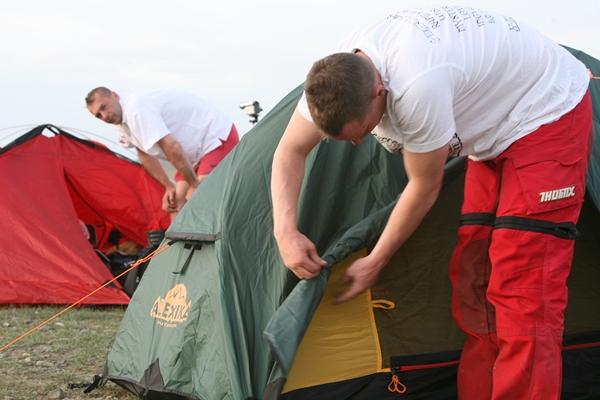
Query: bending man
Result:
<box><xmin>271</xmin><ymin>6</ymin><xmax>592</xmax><ymax>399</ymax></box>
<box><xmin>86</xmin><ymin>88</ymin><xmax>239</xmax><ymax>216</ymax></box>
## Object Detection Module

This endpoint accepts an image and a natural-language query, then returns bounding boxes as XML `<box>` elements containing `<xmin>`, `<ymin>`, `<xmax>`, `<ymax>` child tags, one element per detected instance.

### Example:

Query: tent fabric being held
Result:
<box><xmin>0</xmin><ymin>125</ymin><xmax>170</xmax><ymax>305</ymax></box>
<box><xmin>104</xmin><ymin>47</ymin><xmax>600</xmax><ymax>399</ymax></box>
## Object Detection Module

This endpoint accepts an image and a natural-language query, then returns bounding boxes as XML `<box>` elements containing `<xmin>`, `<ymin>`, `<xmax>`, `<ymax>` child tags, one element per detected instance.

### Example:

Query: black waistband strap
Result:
<box><xmin>460</xmin><ymin>213</ymin><xmax>495</xmax><ymax>226</ymax></box>
<box><xmin>460</xmin><ymin>214</ymin><xmax>578</xmax><ymax>240</ymax></box>
<box><xmin>494</xmin><ymin>216</ymin><xmax>578</xmax><ymax>240</ymax></box>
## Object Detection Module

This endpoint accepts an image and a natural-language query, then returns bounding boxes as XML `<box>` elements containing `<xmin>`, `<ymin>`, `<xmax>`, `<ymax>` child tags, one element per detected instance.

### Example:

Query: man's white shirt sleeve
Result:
<box><xmin>125</xmin><ymin>103</ymin><xmax>171</xmax><ymax>153</ymax></box>
<box><xmin>296</xmin><ymin>94</ymin><xmax>313</xmax><ymax>123</ymax></box>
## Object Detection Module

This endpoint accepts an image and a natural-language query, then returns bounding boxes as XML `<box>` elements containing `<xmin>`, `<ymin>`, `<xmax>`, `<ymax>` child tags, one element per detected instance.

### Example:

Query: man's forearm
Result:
<box><xmin>367</xmin><ymin>146</ymin><xmax>449</xmax><ymax>266</ymax></box>
<box><xmin>158</xmin><ymin>136</ymin><xmax>199</xmax><ymax>188</ymax></box>
<box><xmin>137</xmin><ymin>150</ymin><xmax>173</xmax><ymax>189</ymax></box>
<box><xmin>271</xmin><ymin>147</ymin><xmax>306</xmax><ymax>240</ymax></box>
<box><xmin>368</xmin><ymin>179</ymin><xmax>442</xmax><ymax>267</ymax></box>
<box><xmin>271</xmin><ymin>110</ymin><xmax>323</xmax><ymax>240</ymax></box>
<box><xmin>167</xmin><ymin>155</ymin><xmax>198</xmax><ymax>188</ymax></box>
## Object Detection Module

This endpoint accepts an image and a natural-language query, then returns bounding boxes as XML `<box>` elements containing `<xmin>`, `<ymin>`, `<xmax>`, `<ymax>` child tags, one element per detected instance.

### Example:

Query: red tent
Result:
<box><xmin>0</xmin><ymin>125</ymin><xmax>171</xmax><ymax>304</ymax></box>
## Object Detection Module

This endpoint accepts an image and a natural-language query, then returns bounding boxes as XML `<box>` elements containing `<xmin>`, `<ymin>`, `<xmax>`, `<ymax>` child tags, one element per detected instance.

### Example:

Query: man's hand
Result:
<box><xmin>335</xmin><ymin>254</ymin><xmax>385</xmax><ymax>303</ymax></box>
<box><xmin>162</xmin><ymin>186</ymin><xmax>178</xmax><ymax>213</ymax></box>
<box><xmin>277</xmin><ymin>230</ymin><xmax>327</xmax><ymax>279</ymax></box>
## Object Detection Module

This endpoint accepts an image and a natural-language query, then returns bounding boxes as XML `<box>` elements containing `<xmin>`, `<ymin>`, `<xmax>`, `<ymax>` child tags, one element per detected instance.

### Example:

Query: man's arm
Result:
<box><xmin>271</xmin><ymin>110</ymin><xmax>328</xmax><ymax>278</ymax></box>
<box><xmin>336</xmin><ymin>145</ymin><xmax>449</xmax><ymax>302</ymax></box>
<box><xmin>137</xmin><ymin>149</ymin><xmax>174</xmax><ymax>189</ymax></box>
<box><xmin>137</xmin><ymin>149</ymin><xmax>178</xmax><ymax>212</ymax></box>
<box><xmin>157</xmin><ymin>134</ymin><xmax>199</xmax><ymax>189</ymax></box>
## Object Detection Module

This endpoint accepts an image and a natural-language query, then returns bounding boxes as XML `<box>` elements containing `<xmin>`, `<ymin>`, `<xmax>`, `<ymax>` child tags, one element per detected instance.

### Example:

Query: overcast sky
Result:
<box><xmin>1</xmin><ymin>0</ymin><xmax>599</xmax><ymax>156</ymax></box>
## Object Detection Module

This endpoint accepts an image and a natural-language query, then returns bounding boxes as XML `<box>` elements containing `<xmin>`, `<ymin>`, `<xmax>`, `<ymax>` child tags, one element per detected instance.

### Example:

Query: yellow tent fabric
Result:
<box><xmin>283</xmin><ymin>250</ymin><xmax>390</xmax><ymax>392</ymax></box>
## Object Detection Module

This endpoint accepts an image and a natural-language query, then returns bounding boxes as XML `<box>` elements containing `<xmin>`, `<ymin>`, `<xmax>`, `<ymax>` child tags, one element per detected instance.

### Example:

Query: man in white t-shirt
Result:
<box><xmin>271</xmin><ymin>6</ymin><xmax>592</xmax><ymax>399</ymax></box>
<box><xmin>86</xmin><ymin>88</ymin><xmax>239</xmax><ymax>216</ymax></box>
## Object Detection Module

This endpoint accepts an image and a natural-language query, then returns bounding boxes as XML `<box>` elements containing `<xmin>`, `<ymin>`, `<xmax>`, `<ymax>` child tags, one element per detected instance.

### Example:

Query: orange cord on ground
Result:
<box><xmin>0</xmin><ymin>241</ymin><xmax>172</xmax><ymax>353</ymax></box>
<box><xmin>387</xmin><ymin>374</ymin><xmax>407</xmax><ymax>394</ymax></box>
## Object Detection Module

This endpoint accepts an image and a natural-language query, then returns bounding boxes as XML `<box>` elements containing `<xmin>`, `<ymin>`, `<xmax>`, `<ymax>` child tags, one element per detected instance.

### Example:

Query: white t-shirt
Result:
<box><xmin>117</xmin><ymin>90</ymin><xmax>233</xmax><ymax>166</ymax></box>
<box><xmin>298</xmin><ymin>6</ymin><xmax>590</xmax><ymax>160</ymax></box>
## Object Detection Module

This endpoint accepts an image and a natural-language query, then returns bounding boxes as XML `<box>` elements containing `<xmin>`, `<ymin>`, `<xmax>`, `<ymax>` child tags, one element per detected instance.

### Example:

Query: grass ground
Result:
<box><xmin>0</xmin><ymin>306</ymin><xmax>136</xmax><ymax>400</ymax></box>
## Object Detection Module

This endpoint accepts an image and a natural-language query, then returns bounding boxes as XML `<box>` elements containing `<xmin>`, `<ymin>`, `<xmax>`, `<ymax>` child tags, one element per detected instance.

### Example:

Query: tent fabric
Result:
<box><xmin>282</xmin><ymin>249</ymin><xmax>383</xmax><ymax>393</ymax></box>
<box><xmin>104</xmin><ymin>47</ymin><xmax>600</xmax><ymax>399</ymax></box>
<box><xmin>104</xmin><ymin>85</ymin><xmax>410</xmax><ymax>398</ymax></box>
<box><xmin>564</xmin><ymin>46</ymin><xmax>600</xmax><ymax>209</ymax></box>
<box><xmin>0</xmin><ymin>125</ymin><xmax>170</xmax><ymax>305</ymax></box>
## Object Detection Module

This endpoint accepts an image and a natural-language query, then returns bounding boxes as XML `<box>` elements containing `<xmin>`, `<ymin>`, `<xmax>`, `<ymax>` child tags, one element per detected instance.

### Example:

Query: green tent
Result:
<box><xmin>102</xmin><ymin>48</ymin><xmax>600</xmax><ymax>399</ymax></box>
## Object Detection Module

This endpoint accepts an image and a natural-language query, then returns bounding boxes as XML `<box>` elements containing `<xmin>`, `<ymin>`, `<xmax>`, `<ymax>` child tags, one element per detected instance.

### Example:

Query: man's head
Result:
<box><xmin>85</xmin><ymin>87</ymin><xmax>123</xmax><ymax>125</ymax></box>
<box><xmin>305</xmin><ymin>52</ymin><xmax>387</xmax><ymax>145</ymax></box>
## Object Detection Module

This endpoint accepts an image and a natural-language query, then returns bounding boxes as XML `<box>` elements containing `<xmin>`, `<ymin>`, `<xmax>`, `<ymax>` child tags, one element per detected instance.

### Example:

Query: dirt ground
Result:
<box><xmin>0</xmin><ymin>306</ymin><xmax>136</xmax><ymax>400</ymax></box>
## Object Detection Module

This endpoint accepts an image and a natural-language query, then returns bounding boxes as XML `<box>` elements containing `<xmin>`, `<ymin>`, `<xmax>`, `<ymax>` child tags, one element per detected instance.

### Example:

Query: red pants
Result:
<box><xmin>449</xmin><ymin>92</ymin><xmax>593</xmax><ymax>400</ymax></box>
<box><xmin>174</xmin><ymin>124</ymin><xmax>239</xmax><ymax>181</ymax></box>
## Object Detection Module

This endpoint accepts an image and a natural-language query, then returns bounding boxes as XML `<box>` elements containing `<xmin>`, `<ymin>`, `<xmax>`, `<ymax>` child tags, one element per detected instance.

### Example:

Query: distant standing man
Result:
<box><xmin>271</xmin><ymin>6</ymin><xmax>592</xmax><ymax>400</ymax></box>
<box><xmin>86</xmin><ymin>88</ymin><xmax>239</xmax><ymax>215</ymax></box>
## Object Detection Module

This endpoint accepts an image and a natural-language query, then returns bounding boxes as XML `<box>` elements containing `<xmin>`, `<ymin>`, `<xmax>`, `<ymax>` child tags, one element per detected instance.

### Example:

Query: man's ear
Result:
<box><xmin>374</xmin><ymin>81</ymin><xmax>386</xmax><ymax>98</ymax></box>
<box><xmin>371</xmin><ymin>72</ymin><xmax>386</xmax><ymax>99</ymax></box>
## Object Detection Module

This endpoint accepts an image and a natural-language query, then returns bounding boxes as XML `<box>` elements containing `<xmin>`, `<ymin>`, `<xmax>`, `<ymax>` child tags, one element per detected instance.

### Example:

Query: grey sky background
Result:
<box><xmin>1</xmin><ymin>0</ymin><xmax>599</xmax><ymax>157</ymax></box>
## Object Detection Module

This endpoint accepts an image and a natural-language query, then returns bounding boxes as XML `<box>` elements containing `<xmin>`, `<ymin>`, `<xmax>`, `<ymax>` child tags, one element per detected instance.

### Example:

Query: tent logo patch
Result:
<box><xmin>150</xmin><ymin>284</ymin><xmax>191</xmax><ymax>327</ymax></box>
